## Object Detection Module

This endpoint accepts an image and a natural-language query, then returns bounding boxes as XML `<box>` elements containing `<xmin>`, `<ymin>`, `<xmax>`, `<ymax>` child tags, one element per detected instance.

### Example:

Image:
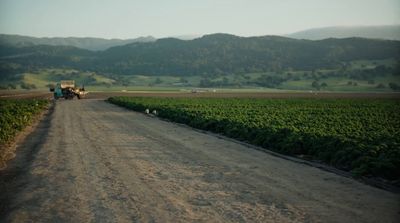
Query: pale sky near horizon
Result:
<box><xmin>0</xmin><ymin>0</ymin><xmax>399</xmax><ymax>39</ymax></box>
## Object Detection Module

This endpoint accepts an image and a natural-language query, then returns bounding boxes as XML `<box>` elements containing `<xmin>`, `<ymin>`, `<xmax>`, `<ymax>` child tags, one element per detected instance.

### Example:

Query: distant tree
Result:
<box><xmin>286</xmin><ymin>72</ymin><xmax>293</xmax><ymax>80</ymax></box>
<box><xmin>393</xmin><ymin>63</ymin><xmax>400</xmax><ymax>76</ymax></box>
<box><xmin>311</xmin><ymin>69</ymin><xmax>316</xmax><ymax>75</ymax></box>
<box><xmin>388</xmin><ymin>82</ymin><xmax>400</xmax><ymax>91</ymax></box>
<box><xmin>347</xmin><ymin>81</ymin><xmax>353</xmax><ymax>86</ymax></box>
<box><xmin>293</xmin><ymin>76</ymin><xmax>301</xmax><ymax>81</ymax></box>
<box><xmin>8</xmin><ymin>84</ymin><xmax>16</xmax><ymax>89</ymax></box>
<box><xmin>179</xmin><ymin>77</ymin><xmax>188</xmax><ymax>83</ymax></box>
<box><xmin>256</xmin><ymin>75</ymin><xmax>285</xmax><ymax>88</ymax></box>
<box><xmin>20</xmin><ymin>83</ymin><xmax>36</xmax><ymax>90</ymax></box>
<box><xmin>376</xmin><ymin>83</ymin><xmax>386</xmax><ymax>88</ymax></box>
<box><xmin>373</xmin><ymin>65</ymin><xmax>388</xmax><ymax>74</ymax></box>
<box><xmin>222</xmin><ymin>77</ymin><xmax>229</xmax><ymax>85</ymax></box>
<box><xmin>320</xmin><ymin>73</ymin><xmax>328</xmax><ymax>79</ymax></box>
<box><xmin>320</xmin><ymin>82</ymin><xmax>328</xmax><ymax>88</ymax></box>
<box><xmin>311</xmin><ymin>73</ymin><xmax>319</xmax><ymax>81</ymax></box>
<box><xmin>353</xmin><ymin>82</ymin><xmax>358</xmax><ymax>86</ymax></box>
<box><xmin>311</xmin><ymin>81</ymin><xmax>320</xmax><ymax>90</ymax></box>
<box><xmin>154</xmin><ymin>77</ymin><xmax>163</xmax><ymax>84</ymax></box>
<box><xmin>199</xmin><ymin>78</ymin><xmax>212</xmax><ymax>87</ymax></box>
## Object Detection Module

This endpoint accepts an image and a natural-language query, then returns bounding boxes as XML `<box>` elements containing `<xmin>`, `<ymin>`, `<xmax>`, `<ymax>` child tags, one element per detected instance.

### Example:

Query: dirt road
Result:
<box><xmin>1</xmin><ymin>99</ymin><xmax>399</xmax><ymax>222</ymax></box>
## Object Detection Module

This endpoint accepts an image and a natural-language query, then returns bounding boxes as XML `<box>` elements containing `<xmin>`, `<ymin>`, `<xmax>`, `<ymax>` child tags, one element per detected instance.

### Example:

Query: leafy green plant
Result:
<box><xmin>0</xmin><ymin>99</ymin><xmax>49</xmax><ymax>145</ymax></box>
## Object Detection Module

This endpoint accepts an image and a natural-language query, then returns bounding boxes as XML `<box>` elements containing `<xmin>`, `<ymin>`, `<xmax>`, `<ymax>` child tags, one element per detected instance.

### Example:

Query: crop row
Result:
<box><xmin>108</xmin><ymin>97</ymin><xmax>400</xmax><ymax>181</ymax></box>
<box><xmin>0</xmin><ymin>99</ymin><xmax>49</xmax><ymax>145</ymax></box>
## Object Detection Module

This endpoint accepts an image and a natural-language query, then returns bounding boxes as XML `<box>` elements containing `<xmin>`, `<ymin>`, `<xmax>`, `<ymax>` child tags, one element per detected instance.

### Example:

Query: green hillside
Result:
<box><xmin>0</xmin><ymin>34</ymin><xmax>399</xmax><ymax>91</ymax></box>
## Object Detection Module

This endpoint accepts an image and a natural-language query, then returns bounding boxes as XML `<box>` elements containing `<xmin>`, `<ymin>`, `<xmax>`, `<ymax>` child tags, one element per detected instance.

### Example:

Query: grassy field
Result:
<box><xmin>5</xmin><ymin>57</ymin><xmax>398</xmax><ymax>93</ymax></box>
<box><xmin>108</xmin><ymin>96</ymin><xmax>400</xmax><ymax>181</ymax></box>
<box><xmin>279</xmin><ymin>76</ymin><xmax>396</xmax><ymax>92</ymax></box>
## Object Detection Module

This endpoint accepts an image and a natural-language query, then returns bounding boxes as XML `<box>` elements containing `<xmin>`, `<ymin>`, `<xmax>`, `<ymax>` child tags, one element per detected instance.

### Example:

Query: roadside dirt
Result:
<box><xmin>0</xmin><ymin>104</ymin><xmax>52</xmax><ymax>170</ymax></box>
<box><xmin>0</xmin><ymin>99</ymin><xmax>399</xmax><ymax>222</ymax></box>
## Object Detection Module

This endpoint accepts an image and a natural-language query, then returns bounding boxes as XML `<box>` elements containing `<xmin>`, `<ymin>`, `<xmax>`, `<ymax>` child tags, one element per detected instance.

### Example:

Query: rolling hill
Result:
<box><xmin>2</xmin><ymin>33</ymin><xmax>398</xmax><ymax>75</ymax></box>
<box><xmin>1</xmin><ymin>33</ymin><xmax>399</xmax><ymax>91</ymax></box>
<box><xmin>287</xmin><ymin>25</ymin><xmax>400</xmax><ymax>40</ymax></box>
<box><xmin>0</xmin><ymin>34</ymin><xmax>156</xmax><ymax>51</ymax></box>
<box><xmin>94</xmin><ymin>34</ymin><xmax>399</xmax><ymax>75</ymax></box>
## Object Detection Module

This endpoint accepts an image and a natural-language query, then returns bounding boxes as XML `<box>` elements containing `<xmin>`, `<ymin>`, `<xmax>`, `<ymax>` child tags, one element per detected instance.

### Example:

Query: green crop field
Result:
<box><xmin>0</xmin><ymin>99</ymin><xmax>49</xmax><ymax>145</ymax></box>
<box><xmin>108</xmin><ymin>97</ymin><xmax>400</xmax><ymax>181</ymax></box>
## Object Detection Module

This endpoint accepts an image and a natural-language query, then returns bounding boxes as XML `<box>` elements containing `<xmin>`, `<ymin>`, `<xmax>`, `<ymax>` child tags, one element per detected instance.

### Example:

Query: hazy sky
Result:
<box><xmin>0</xmin><ymin>0</ymin><xmax>399</xmax><ymax>39</ymax></box>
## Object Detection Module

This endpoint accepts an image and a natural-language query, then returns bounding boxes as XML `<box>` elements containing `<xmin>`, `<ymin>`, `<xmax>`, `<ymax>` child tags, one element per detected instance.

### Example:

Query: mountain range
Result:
<box><xmin>287</xmin><ymin>25</ymin><xmax>400</xmax><ymax>40</ymax></box>
<box><xmin>1</xmin><ymin>25</ymin><xmax>399</xmax><ymax>52</ymax></box>
<box><xmin>1</xmin><ymin>33</ymin><xmax>399</xmax><ymax>78</ymax></box>
<box><xmin>0</xmin><ymin>34</ymin><xmax>156</xmax><ymax>51</ymax></box>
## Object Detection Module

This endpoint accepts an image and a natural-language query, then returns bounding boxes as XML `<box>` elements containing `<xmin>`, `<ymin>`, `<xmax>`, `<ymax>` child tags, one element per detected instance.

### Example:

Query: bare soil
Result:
<box><xmin>0</xmin><ymin>99</ymin><xmax>399</xmax><ymax>222</ymax></box>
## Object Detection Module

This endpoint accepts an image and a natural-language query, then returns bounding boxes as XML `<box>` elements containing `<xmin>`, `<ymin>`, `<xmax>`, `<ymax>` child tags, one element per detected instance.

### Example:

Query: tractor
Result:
<box><xmin>50</xmin><ymin>80</ymin><xmax>87</xmax><ymax>100</ymax></box>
